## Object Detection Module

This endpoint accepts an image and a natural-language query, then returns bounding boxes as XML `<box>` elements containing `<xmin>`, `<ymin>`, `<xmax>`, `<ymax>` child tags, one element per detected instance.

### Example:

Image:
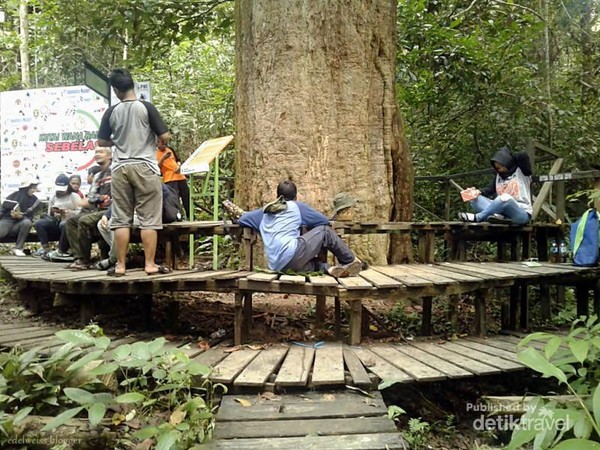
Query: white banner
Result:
<box><xmin>0</xmin><ymin>85</ymin><xmax>108</xmax><ymax>200</ymax></box>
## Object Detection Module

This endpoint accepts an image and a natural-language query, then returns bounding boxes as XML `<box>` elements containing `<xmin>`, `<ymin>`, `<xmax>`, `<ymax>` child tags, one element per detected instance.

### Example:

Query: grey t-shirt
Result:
<box><xmin>97</xmin><ymin>100</ymin><xmax>168</xmax><ymax>174</ymax></box>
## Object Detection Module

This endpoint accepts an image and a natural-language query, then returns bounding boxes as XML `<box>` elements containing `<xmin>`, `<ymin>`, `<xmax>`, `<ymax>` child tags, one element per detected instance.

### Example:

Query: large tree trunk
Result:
<box><xmin>235</xmin><ymin>0</ymin><xmax>413</xmax><ymax>264</ymax></box>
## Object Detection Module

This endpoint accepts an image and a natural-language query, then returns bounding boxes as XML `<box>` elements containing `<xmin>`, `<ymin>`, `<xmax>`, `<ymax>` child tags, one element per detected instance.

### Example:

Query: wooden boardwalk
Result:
<box><xmin>1</xmin><ymin>255</ymin><xmax>596</xmax><ymax>345</ymax></box>
<box><xmin>0</xmin><ymin>320</ymin><xmax>530</xmax><ymax>390</ymax></box>
<box><xmin>198</xmin><ymin>390</ymin><xmax>407</xmax><ymax>449</ymax></box>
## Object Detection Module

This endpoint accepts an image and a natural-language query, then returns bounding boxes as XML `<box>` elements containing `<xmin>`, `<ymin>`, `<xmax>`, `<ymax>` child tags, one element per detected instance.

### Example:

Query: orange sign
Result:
<box><xmin>180</xmin><ymin>135</ymin><xmax>234</xmax><ymax>175</ymax></box>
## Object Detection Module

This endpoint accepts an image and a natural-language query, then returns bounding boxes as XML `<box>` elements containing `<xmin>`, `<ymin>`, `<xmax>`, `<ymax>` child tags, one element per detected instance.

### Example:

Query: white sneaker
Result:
<box><xmin>13</xmin><ymin>249</ymin><xmax>26</xmax><ymax>257</ymax></box>
<box><xmin>328</xmin><ymin>258</ymin><xmax>363</xmax><ymax>278</ymax></box>
<box><xmin>458</xmin><ymin>212</ymin><xmax>477</xmax><ymax>222</ymax></box>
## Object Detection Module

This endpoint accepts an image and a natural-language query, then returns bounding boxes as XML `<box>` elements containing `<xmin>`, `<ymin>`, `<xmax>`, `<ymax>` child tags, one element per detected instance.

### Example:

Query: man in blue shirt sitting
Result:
<box><xmin>235</xmin><ymin>180</ymin><xmax>362</xmax><ymax>278</ymax></box>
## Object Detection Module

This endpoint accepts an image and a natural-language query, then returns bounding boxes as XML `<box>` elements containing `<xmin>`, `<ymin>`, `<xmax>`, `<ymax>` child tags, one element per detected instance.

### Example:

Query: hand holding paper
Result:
<box><xmin>460</xmin><ymin>188</ymin><xmax>480</xmax><ymax>202</ymax></box>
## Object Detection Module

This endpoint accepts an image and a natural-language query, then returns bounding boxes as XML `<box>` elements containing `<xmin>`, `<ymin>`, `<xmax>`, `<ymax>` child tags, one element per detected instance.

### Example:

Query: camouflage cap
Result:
<box><xmin>332</xmin><ymin>192</ymin><xmax>357</xmax><ymax>215</ymax></box>
<box><xmin>263</xmin><ymin>195</ymin><xmax>288</xmax><ymax>214</ymax></box>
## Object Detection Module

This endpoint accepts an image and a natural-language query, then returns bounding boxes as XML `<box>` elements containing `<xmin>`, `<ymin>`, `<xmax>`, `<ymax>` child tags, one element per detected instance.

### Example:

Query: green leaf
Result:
<box><xmin>88</xmin><ymin>403</ymin><xmax>106</xmax><ymax>427</ymax></box>
<box><xmin>573</xmin><ymin>414</ymin><xmax>593</xmax><ymax>439</ymax></box>
<box><xmin>156</xmin><ymin>430</ymin><xmax>180</xmax><ymax>450</ymax></box>
<box><xmin>112</xmin><ymin>344</ymin><xmax>132</xmax><ymax>361</ymax></box>
<box><xmin>87</xmin><ymin>362</ymin><xmax>118</xmax><ymax>377</ymax></box>
<box><xmin>94</xmin><ymin>336</ymin><xmax>111</xmax><ymax>350</ymax></box>
<box><xmin>13</xmin><ymin>406</ymin><xmax>33</xmax><ymax>424</ymax></box>
<box><xmin>378</xmin><ymin>379</ymin><xmax>401</xmax><ymax>390</ymax></box>
<box><xmin>507</xmin><ymin>424</ymin><xmax>537</xmax><ymax>449</ymax></box>
<box><xmin>569</xmin><ymin>339</ymin><xmax>589</xmax><ymax>364</ymax></box>
<box><xmin>519</xmin><ymin>332</ymin><xmax>552</xmax><ymax>346</ymax></box>
<box><xmin>553</xmin><ymin>439</ymin><xmax>600</xmax><ymax>450</ymax></box>
<box><xmin>516</xmin><ymin>347</ymin><xmax>567</xmax><ymax>383</ymax></box>
<box><xmin>64</xmin><ymin>387</ymin><xmax>96</xmax><ymax>405</ymax></box>
<box><xmin>134</xmin><ymin>426</ymin><xmax>158</xmax><ymax>440</ymax></box>
<box><xmin>115</xmin><ymin>392</ymin><xmax>145</xmax><ymax>404</ymax></box>
<box><xmin>66</xmin><ymin>350</ymin><xmax>104</xmax><ymax>372</ymax></box>
<box><xmin>545</xmin><ymin>336</ymin><xmax>562</xmax><ymax>359</ymax></box>
<box><xmin>593</xmin><ymin>384</ymin><xmax>600</xmax><ymax>429</ymax></box>
<box><xmin>41</xmin><ymin>406</ymin><xmax>84</xmax><ymax>431</ymax></box>
<box><xmin>55</xmin><ymin>330</ymin><xmax>95</xmax><ymax>346</ymax></box>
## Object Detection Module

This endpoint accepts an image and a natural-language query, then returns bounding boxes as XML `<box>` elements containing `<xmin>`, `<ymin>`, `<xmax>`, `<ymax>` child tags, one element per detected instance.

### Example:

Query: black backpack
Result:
<box><xmin>162</xmin><ymin>184</ymin><xmax>183</xmax><ymax>223</ymax></box>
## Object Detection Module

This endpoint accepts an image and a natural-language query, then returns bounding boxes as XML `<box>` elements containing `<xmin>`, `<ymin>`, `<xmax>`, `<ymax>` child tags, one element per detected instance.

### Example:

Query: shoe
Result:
<box><xmin>48</xmin><ymin>250</ymin><xmax>75</xmax><ymax>262</ymax></box>
<box><xmin>94</xmin><ymin>258</ymin><xmax>115</xmax><ymax>270</ymax></box>
<box><xmin>458</xmin><ymin>212</ymin><xmax>477</xmax><ymax>222</ymax></box>
<box><xmin>13</xmin><ymin>249</ymin><xmax>26</xmax><ymax>257</ymax></box>
<box><xmin>222</xmin><ymin>200</ymin><xmax>245</xmax><ymax>223</ymax></box>
<box><xmin>488</xmin><ymin>214</ymin><xmax>512</xmax><ymax>225</ymax></box>
<box><xmin>328</xmin><ymin>258</ymin><xmax>363</xmax><ymax>278</ymax></box>
<box><xmin>33</xmin><ymin>248</ymin><xmax>48</xmax><ymax>257</ymax></box>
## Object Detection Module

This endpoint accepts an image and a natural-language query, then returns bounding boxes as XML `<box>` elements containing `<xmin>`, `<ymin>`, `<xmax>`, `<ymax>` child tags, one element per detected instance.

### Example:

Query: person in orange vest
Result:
<box><xmin>156</xmin><ymin>140</ymin><xmax>190</xmax><ymax>219</ymax></box>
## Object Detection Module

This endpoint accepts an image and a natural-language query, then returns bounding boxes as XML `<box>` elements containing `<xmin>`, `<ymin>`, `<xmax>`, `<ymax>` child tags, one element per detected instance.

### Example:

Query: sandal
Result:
<box><xmin>107</xmin><ymin>265</ymin><xmax>126</xmax><ymax>277</ymax></box>
<box><xmin>68</xmin><ymin>260</ymin><xmax>91</xmax><ymax>270</ymax></box>
<box><xmin>145</xmin><ymin>265</ymin><xmax>173</xmax><ymax>276</ymax></box>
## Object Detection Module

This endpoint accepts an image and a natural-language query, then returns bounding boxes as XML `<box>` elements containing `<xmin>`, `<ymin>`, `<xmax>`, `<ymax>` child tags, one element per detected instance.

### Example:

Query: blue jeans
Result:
<box><xmin>471</xmin><ymin>195</ymin><xmax>531</xmax><ymax>225</ymax></box>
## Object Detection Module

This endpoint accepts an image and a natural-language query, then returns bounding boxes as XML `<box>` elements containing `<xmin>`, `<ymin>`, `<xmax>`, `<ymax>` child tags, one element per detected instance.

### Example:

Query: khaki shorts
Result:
<box><xmin>110</xmin><ymin>163</ymin><xmax>163</xmax><ymax>230</ymax></box>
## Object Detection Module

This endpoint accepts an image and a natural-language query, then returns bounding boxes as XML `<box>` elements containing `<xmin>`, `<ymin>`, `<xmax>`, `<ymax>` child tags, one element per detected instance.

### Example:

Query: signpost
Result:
<box><xmin>180</xmin><ymin>136</ymin><xmax>234</xmax><ymax>269</ymax></box>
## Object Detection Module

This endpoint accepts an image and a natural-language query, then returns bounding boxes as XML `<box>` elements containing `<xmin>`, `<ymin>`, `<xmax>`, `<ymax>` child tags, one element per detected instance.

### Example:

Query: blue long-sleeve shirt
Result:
<box><xmin>239</xmin><ymin>201</ymin><xmax>329</xmax><ymax>270</ymax></box>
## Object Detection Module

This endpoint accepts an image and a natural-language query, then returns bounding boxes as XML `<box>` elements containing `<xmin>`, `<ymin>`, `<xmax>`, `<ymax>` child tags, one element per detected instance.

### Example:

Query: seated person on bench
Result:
<box><xmin>0</xmin><ymin>174</ymin><xmax>41</xmax><ymax>256</ymax></box>
<box><xmin>227</xmin><ymin>180</ymin><xmax>363</xmax><ymax>278</ymax></box>
<box><xmin>459</xmin><ymin>146</ymin><xmax>532</xmax><ymax>225</ymax></box>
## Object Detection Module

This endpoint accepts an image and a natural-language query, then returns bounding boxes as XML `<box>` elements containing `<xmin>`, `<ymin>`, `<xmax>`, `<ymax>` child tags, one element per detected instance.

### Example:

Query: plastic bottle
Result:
<box><xmin>559</xmin><ymin>241</ymin><xmax>568</xmax><ymax>263</ymax></box>
<box><xmin>549</xmin><ymin>240</ymin><xmax>559</xmax><ymax>263</ymax></box>
<box><xmin>210</xmin><ymin>329</ymin><xmax>226</xmax><ymax>339</ymax></box>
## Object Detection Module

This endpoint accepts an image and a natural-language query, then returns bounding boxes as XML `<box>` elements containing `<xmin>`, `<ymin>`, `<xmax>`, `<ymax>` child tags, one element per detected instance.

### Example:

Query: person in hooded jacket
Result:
<box><xmin>0</xmin><ymin>174</ymin><xmax>42</xmax><ymax>256</ymax></box>
<box><xmin>458</xmin><ymin>147</ymin><xmax>532</xmax><ymax>225</ymax></box>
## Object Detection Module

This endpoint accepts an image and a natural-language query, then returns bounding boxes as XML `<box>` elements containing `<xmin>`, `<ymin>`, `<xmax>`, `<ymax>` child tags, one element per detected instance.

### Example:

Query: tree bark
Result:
<box><xmin>235</xmin><ymin>0</ymin><xmax>413</xmax><ymax>264</ymax></box>
<box><xmin>19</xmin><ymin>0</ymin><xmax>30</xmax><ymax>88</ymax></box>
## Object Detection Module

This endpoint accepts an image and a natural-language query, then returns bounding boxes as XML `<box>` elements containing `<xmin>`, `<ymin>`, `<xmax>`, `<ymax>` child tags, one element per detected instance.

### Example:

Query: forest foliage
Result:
<box><xmin>0</xmin><ymin>0</ymin><xmax>598</xmax><ymax>216</ymax></box>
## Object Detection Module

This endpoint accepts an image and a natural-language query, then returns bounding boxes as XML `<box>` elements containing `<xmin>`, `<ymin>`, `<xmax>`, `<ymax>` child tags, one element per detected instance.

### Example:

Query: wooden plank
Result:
<box><xmin>336</xmin><ymin>276</ymin><xmax>374</xmax><ymax>290</ymax></box>
<box><xmin>351</xmin><ymin>347</ymin><xmax>412</xmax><ymax>384</ymax></box>
<box><xmin>464</xmin><ymin>336</ymin><xmax>518</xmax><ymax>353</ymax></box>
<box><xmin>246</xmin><ymin>273</ymin><xmax>279</xmax><ymax>282</ymax></box>
<box><xmin>217</xmin><ymin>391</ymin><xmax>388</xmax><ymax>421</ymax></box>
<box><xmin>532</xmin><ymin>158</ymin><xmax>564</xmax><ymax>220</ymax></box>
<box><xmin>0</xmin><ymin>328</ymin><xmax>58</xmax><ymax>345</ymax></box>
<box><xmin>371</xmin><ymin>265</ymin><xmax>430</xmax><ymax>287</ymax></box>
<box><xmin>483</xmin><ymin>262</ymin><xmax>571</xmax><ymax>276</ymax></box>
<box><xmin>274</xmin><ymin>345</ymin><xmax>315</xmax><ymax>387</ymax></box>
<box><xmin>210</xmin><ymin>349</ymin><xmax>260</xmax><ymax>383</ymax></box>
<box><xmin>234</xmin><ymin>347</ymin><xmax>288</xmax><ymax>387</ymax></box>
<box><xmin>198</xmin><ymin>432</ymin><xmax>407</xmax><ymax>449</ymax></box>
<box><xmin>438</xmin><ymin>262</ymin><xmax>518</xmax><ymax>279</ymax></box>
<box><xmin>400</xmin><ymin>265</ymin><xmax>458</xmax><ymax>285</ymax></box>
<box><xmin>0</xmin><ymin>326</ymin><xmax>56</xmax><ymax>336</ymax></box>
<box><xmin>432</xmin><ymin>341</ymin><xmax>522</xmax><ymax>371</ymax></box>
<box><xmin>343</xmin><ymin>346</ymin><xmax>372</xmax><ymax>387</ymax></box>
<box><xmin>409</xmin><ymin>342</ymin><xmax>498</xmax><ymax>376</ymax></box>
<box><xmin>279</xmin><ymin>275</ymin><xmax>307</xmax><ymax>284</ymax></box>
<box><xmin>0</xmin><ymin>322</ymin><xmax>33</xmax><ymax>331</ymax></box>
<box><xmin>311</xmin><ymin>344</ymin><xmax>345</xmax><ymax>386</ymax></box>
<box><xmin>450</xmin><ymin>339</ymin><xmax>520</xmax><ymax>363</ymax></box>
<box><xmin>193</xmin><ymin>347</ymin><xmax>232</xmax><ymax>369</ymax></box>
<box><xmin>427</xmin><ymin>265</ymin><xmax>487</xmax><ymax>282</ymax></box>
<box><xmin>393</xmin><ymin>344</ymin><xmax>472</xmax><ymax>379</ymax></box>
<box><xmin>369</xmin><ymin>345</ymin><xmax>446</xmax><ymax>382</ymax></box>
<box><xmin>308</xmin><ymin>275</ymin><xmax>339</xmax><ymax>286</ymax></box>
<box><xmin>358</xmin><ymin>269</ymin><xmax>403</xmax><ymax>288</ymax></box>
<box><xmin>213</xmin><ymin>416</ymin><xmax>396</xmax><ymax>439</ymax></box>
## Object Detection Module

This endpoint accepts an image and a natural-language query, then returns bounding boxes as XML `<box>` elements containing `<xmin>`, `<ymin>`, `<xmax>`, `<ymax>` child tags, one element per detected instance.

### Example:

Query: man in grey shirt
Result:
<box><xmin>97</xmin><ymin>68</ymin><xmax>171</xmax><ymax>276</ymax></box>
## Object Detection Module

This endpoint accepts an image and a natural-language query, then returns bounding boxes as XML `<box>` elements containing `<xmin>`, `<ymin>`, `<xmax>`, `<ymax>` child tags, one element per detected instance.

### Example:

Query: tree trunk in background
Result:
<box><xmin>235</xmin><ymin>0</ymin><xmax>413</xmax><ymax>264</ymax></box>
<box><xmin>19</xmin><ymin>0</ymin><xmax>30</xmax><ymax>88</ymax></box>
